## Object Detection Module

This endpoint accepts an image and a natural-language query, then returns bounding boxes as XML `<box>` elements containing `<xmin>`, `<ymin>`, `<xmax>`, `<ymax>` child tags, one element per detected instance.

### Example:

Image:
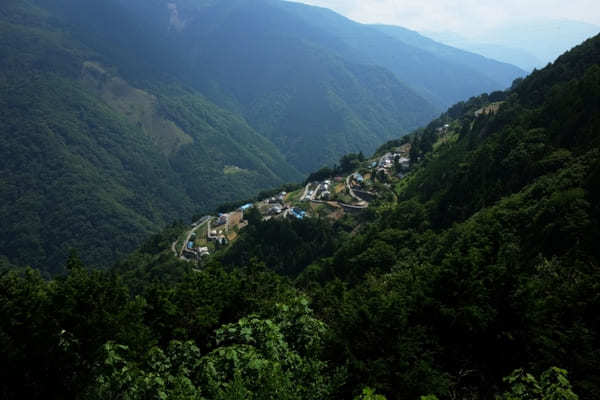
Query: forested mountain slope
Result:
<box><xmin>33</xmin><ymin>0</ymin><xmax>439</xmax><ymax>173</ymax></box>
<box><xmin>312</xmin><ymin>34</ymin><xmax>600</xmax><ymax>398</ymax></box>
<box><xmin>1</xmin><ymin>33</ymin><xmax>598</xmax><ymax>400</ymax></box>
<box><xmin>211</xmin><ymin>35</ymin><xmax>600</xmax><ymax>399</ymax></box>
<box><xmin>31</xmin><ymin>0</ymin><xmax>525</xmax><ymax>172</ymax></box>
<box><xmin>0</xmin><ymin>1</ymin><xmax>301</xmax><ymax>271</ymax></box>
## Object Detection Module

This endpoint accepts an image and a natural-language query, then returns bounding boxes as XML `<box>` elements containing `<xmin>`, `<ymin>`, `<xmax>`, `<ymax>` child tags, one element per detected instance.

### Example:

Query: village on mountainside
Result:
<box><xmin>173</xmin><ymin>142</ymin><xmax>415</xmax><ymax>264</ymax></box>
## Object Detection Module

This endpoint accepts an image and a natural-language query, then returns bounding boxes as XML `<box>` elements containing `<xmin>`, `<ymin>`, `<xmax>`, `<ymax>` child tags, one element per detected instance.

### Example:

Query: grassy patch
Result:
<box><xmin>286</xmin><ymin>189</ymin><xmax>302</xmax><ymax>203</ymax></box>
<box><xmin>224</xmin><ymin>165</ymin><xmax>247</xmax><ymax>174</ymax></box>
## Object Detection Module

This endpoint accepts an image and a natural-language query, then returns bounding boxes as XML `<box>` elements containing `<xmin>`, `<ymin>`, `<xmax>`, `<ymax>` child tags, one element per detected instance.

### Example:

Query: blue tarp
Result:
<box><xmin>291</xmin><ymin>208</ymin><xmax>306</xmax><ymax>219</ymax></box>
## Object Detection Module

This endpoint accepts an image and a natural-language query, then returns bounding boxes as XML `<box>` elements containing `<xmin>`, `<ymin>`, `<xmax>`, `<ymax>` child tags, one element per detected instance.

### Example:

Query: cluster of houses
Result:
<box><xmin>301</xmin><ymin>190</ymin><xmax>314</xmax><ymax>202</ymax></box>
<box><xmin>302</xmin><ymin>180</ymin><xmax>333</xmax><ymax>201</ymax></box>
<box><xmin>211</xmin><ymin>205</ymin><xmax>254</xmax><ymax>243</ymax></box>
<box><xmin>436</xmin><ymin>123</ymin><xmax>451</xmax><ymax>134</ymax></box>
<box><xmin>210</xmin><ymin>212</ymin><xmax>231</xmax><ymax>244</ymax></box>
<box><xmin>180</xmin><ymin>192</ymin><xmax>309</xmax><ymax>263</ymax></box>
<box><xmin>318</xmin><ymin>180</ymin><xmax>332</xmax><ymax>200</ymax></box>
<box><xmin>180</xmin><ymin>145</ymin><xmax>425</xmax><ymax>265</ymax></box>
<box><xmin>266</xmin><ymin>192</ymin><xmax>287</xmax><ymax>215</ymax></box>
<box><xmin>229</xmin><ymin>192</ymin><xmax>306</xmax><ymax>220</ymax></box>
<box><xmin>375</xmin><ymin>152</ymin><xmax>410</xmax><ymax>178</ymax></box>
<box><xmin>352</xmin><ymin>173</ymin><xmax>364</xmax><ymax>184</ymax></box>
<box><xmin>268</xmin><ymin>192</ymin><xmax>287</xmax><ymax>204</ymax></box>
<box><xmin>271</xmin><ymin>196</ymin><xmax>308</xmax><ymax>220</ymax></box>
<box><xmin>380</xmin><ymin>152</ymin><xmax>410</xmax><ymax>169</ymax></box>
<box><xmin>208</xmin><ymin>228</ymin><xmax>229</xmax><ymax>245</ymax></box>
<box><xmin>182</xmin><ymin>232</ymin><xmax>211</xmax><ymax>261</ymax></box>
<box><xmin>214</xmin><ymin>213</ymin><xmax>228</xmax><ymax>227</ymax></box>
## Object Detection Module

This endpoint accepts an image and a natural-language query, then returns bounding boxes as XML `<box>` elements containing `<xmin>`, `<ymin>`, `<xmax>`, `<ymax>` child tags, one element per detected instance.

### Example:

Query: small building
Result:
<box><xmin>320</xmin><ymin>191</ymin><xmax>331</xmax><ymax>200</ymax></box>
<box><xmin>198</xmin><ymin>247</ymin><xmax>210</xmax><ymax>257</ymax></box>
<box><xmin>353</xmin><ymin>173</ymin><xmax>364</xmax><ymax>184</ymax></box>
<box><xmin>437</xmin><ymin>123</ymin><xmax>451</xmax><ymax>133</ymax></box>
<box><xmin>290</xmin><ymin>207</ymin><xmax>306</xmax><ymax>220</ymax></box>
<box><xmin>239</xmin><ymin>203</ymin><xmax>253</xmax><ymax>211</ymax></box>
<box><xmin>379</xmin><ymin>153</ymin><xmax>393</xmax><ymax>167</ymax></box>
<box><xmin>215</xmin><ymin>213</ymin><xmax>228</xmax><ymax>226</ymax></box>
<box><xmin>397</xmin><ymin>157</ymin><xmax>410</xmax><ymax>168</ymax></box>
<box><xmin>268</xmin><ymin>205</ymin><xmax>283</xmax><ymax>215</ymax></box>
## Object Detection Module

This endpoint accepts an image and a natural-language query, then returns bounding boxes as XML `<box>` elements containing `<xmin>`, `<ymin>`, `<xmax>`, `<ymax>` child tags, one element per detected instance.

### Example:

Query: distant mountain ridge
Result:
<box><xmin>370</xmin><ymin>24</ymin><xmax>524</xmax><ymax>88</ymax></box>
<box><xmin>278</xmin><ymin>1</ymin><xmax>526</xmax><ymax>108</ymax></box>
<box><xmin>425</xmin><ymin>19</ymin><xmax>600</xmax><ymax>71</ymax></box>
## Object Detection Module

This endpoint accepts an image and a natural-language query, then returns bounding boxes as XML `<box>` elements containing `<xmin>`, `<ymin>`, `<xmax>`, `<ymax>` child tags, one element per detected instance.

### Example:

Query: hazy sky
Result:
<box><xmin>294</xmin><ymin>0</ymin><xmax>600</xmax><ymax>37</ymax></box>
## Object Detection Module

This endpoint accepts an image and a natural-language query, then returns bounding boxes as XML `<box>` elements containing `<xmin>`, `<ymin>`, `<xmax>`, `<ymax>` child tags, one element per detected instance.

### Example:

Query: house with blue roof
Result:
<box><xmin>291</xmin><ymin>207</ymin><xmax>306</xmax><ymax>220</ymax></box>
<box><xmin>239</xmin><ymin>203</ymin><xmax>253</xmax><ymax>211</ymax></box>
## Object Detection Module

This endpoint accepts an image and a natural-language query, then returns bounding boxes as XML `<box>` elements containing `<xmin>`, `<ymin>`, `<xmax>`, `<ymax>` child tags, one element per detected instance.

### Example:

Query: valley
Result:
<box><xmin>0</xmin><ymin>0</ymin><xmax>523</xmax><ymax>271</ymax></box>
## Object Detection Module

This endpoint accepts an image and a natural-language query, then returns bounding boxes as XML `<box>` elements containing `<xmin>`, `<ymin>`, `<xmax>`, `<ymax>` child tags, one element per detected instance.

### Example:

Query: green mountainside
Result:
<box><xmin>0</xmin><ymin>1</ymin><xmax>301</xmax><ymax>271</ymax></box>
<box><xmin>2</xmin><ymin>33</ymin><xmax>598</xmax><ymax>399</ymax></box>
<box><xmin>30</xmin><ymin>0</ymin><xmax>525</xmax><ymax>172</ymax></box>
<box><xmin>35</xmin><ymin>0</ymin><xmax>439</xmax><ymax>172</ymax></box>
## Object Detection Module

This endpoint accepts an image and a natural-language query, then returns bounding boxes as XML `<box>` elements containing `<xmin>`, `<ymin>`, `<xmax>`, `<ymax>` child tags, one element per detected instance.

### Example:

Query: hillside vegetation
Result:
<box><xmin>0</xmin><ymin>1</ymin><xmax>301</xmax><ymax>271</ymax></box>
<box><xmin>2</xmin><ymin>33</ymin><xmax>599</xmax><ymax>399</ymax></box>
<box><xmin>33</xmin><ymin>0</ymin><xmax>439</xmax><ymax>172</ymax></box>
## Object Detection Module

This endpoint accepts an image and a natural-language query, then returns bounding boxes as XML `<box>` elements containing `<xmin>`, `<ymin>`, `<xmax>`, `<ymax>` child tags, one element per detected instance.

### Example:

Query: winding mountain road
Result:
<box><xmin>171</xmin><ymin>216</ymin><xmax>212</xmax><ymax>257</ymax></box>
<box><xmin>345</xmin><ymin>174</ymin><xmax>369</xmax><ymax>206</ymax></box>
<box><xmin>301</xmin><ymin>183</ymin><xmax>311</xmax><ymax>200</ymax></box>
